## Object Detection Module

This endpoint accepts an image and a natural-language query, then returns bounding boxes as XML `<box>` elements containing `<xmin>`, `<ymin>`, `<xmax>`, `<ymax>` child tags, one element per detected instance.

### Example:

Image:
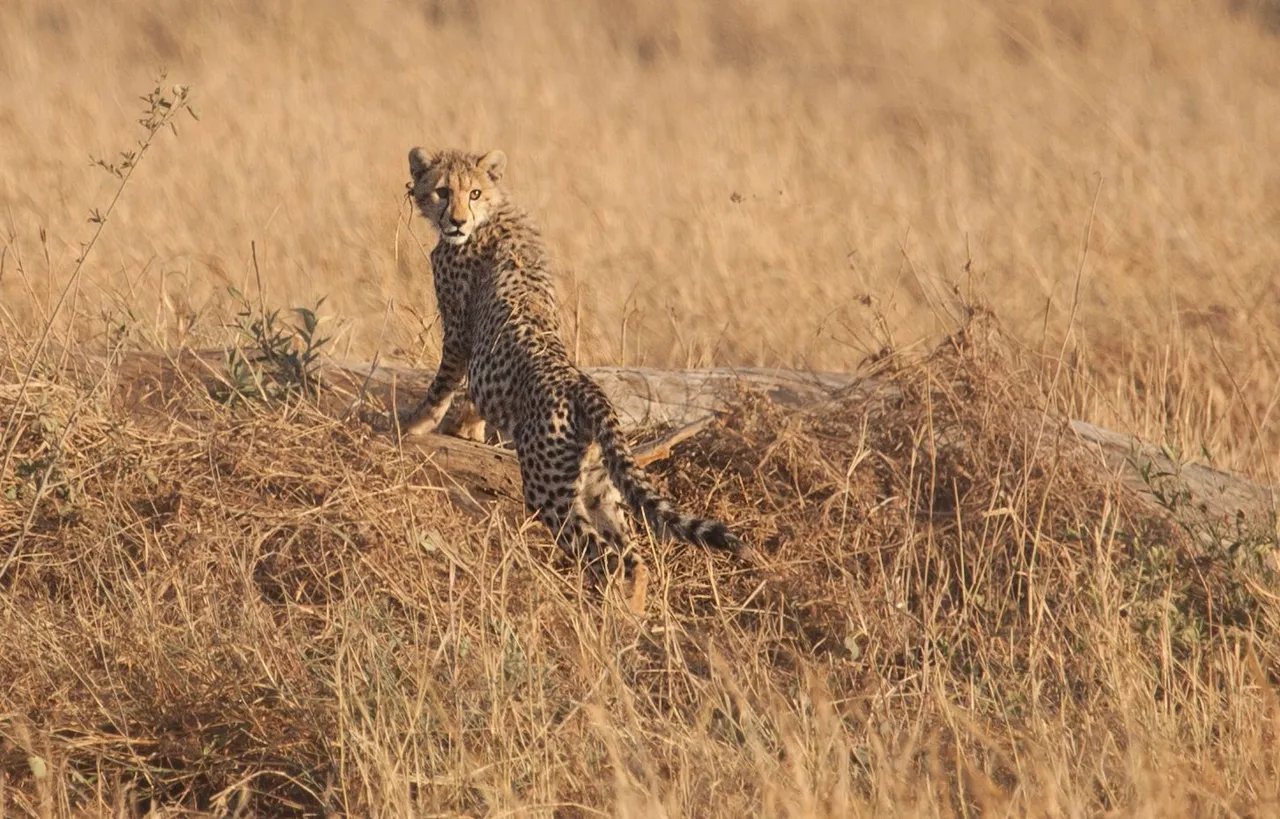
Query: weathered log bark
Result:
<box><xmin>102</xmin><ymin>350</ymin><xmax>1277</xmax><ymax>530</ymax></box>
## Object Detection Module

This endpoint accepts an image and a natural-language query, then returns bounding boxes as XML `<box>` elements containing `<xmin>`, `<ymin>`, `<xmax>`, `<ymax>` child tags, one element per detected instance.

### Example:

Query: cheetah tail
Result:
<box><xmin>576</xmin><ymin>376</ymin><xmax>743</xmax><ymax>554</ymax></box>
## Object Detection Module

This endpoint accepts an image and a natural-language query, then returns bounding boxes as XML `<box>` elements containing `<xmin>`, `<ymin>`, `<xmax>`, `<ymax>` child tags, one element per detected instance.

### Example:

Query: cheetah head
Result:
<box><xmin>408</xmin><ymin>148</ymin><xmax>508</xmax><ymax>246</ymax></box>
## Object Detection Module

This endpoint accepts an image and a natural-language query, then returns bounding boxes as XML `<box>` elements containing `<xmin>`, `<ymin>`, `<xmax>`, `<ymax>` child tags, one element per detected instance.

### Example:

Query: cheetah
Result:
<box><xmin>398</xmin><ymin>147</ymin><xmax>743</xmax><ymax>580</ymax></box>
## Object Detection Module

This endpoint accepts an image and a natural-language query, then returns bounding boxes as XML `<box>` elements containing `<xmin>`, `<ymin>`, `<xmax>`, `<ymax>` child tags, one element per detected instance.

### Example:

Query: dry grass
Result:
<box><xmin>2</xmin><ymin>0</ymin><xmax>1280</xmax><ymax>815</ymax></box>
<box><xmin>3</xmin><ymin>314</ymin><xmax>1279</xmax><ymax>816</ymax></box>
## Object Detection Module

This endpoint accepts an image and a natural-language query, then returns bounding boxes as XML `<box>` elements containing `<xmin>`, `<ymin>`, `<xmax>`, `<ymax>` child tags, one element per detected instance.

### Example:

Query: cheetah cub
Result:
<box><xmin>399</xmin><ymin>148</ymin><xmax>743</xmax><ymax>580</ymax></box>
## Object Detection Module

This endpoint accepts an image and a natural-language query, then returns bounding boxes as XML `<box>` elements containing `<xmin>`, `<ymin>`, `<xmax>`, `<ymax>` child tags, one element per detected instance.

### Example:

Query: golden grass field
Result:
<box><xmin>3</xmin><ymin>0</ymin><xmax>1280</xmax><ymax>815</ymax></box>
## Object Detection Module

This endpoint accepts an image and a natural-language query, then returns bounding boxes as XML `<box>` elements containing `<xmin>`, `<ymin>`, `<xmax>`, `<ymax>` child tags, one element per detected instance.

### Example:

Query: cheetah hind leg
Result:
<box><xmin>519</xmin><ymin>440</ymin><xmax>647</xmax><ymax>614</ymax></box>
<box><xmin>572</xmin><ymin>500</ymin><xmax>648</xmax><ymax>616</ymax></box>
<box><xmin>538</xmin><ymin>498</ymin><xmax>648</xmax><ymax>614</ymax></box>
<box><xmin>580</xmin><ymin>444</ymin><xmax>648</xmax><ymax>613</ymax></box>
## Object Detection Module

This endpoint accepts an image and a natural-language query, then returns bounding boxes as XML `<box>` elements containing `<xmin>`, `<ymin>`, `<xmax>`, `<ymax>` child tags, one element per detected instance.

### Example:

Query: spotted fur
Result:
<box><xmin>399</xmin><ymin>148</ymin><xmax>742</xmax><ymax>573</ymax></box>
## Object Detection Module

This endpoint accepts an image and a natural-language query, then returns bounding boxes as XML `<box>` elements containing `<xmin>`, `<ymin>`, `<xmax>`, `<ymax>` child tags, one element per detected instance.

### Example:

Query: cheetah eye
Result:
<box><xmin>434</xmin><ymin>187</ymin><xmax>450</xmax><ymax>200</ymax></box>
<box><xmin>469</xmin><ymin>189</ymin><xmax>482</xmax><ymax>201</ymax></box>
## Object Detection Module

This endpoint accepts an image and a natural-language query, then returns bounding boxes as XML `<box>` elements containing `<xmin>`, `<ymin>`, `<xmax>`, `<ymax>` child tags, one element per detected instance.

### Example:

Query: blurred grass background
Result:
<box><xmin>1</xmin><ymin>0</ymin><xmax>1278</xmax><ymax>469</ymax></box>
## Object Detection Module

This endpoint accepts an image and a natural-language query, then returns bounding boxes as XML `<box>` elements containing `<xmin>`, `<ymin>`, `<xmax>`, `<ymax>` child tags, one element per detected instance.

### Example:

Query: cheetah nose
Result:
<box><xmin>449</xmin><ymin>216</ymin><xmax>466</xmax><ymax>228</ymax></box>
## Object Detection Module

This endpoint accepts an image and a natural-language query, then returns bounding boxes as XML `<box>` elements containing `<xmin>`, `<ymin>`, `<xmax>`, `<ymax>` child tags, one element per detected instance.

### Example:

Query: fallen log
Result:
<box><xmin>97</xmin><ymin>350</ymin><xmax>1277</xmax><ymax>531</ymax></box>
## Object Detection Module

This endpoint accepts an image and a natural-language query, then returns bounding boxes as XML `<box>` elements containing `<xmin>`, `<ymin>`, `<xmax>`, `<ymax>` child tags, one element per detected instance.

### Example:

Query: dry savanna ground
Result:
<box><xmin>2</xmin><ymin>0</ymin><xmax>1280</xmax><ymax>815</ymax></box>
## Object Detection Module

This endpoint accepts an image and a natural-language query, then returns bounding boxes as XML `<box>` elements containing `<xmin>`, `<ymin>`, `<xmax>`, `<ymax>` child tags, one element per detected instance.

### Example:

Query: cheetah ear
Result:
<box><xmin>477</xmin><ymin>150</ymin><xmax>506</xmax><ymax>182</ymax></box>
<box><xmin>408</xmin><ymin>147</ymin><xmax>436</xmax><ymax>182</ymax></box>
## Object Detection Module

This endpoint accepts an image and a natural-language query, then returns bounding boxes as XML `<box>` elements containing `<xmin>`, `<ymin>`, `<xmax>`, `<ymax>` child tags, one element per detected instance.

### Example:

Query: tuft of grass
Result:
<box><xmin>217</xmin><ymin>282</ymin><xmax>331</xmax><ymax>406</ymax></box>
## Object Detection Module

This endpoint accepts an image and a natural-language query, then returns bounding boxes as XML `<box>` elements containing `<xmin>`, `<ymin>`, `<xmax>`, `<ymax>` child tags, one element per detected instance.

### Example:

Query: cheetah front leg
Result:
<box><xmin>436</xmin><ymin>397</ymin><xmax>488</xmax><ymax>443</ymax></box>
<box><xmin>399</xmin><ymin>332</ymin><xmax>470</xmax><ymax>437</ymax></box>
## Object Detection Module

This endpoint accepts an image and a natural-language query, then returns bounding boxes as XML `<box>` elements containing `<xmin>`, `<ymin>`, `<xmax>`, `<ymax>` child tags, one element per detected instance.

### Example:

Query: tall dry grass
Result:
<box><xmin>2</xmin><ymin>312</ymin><xmax>1279</xmax><ymax>816</ymax></box>
<box><xmin>2</xmin><ymin>0</ymin><xmax>1280</xmax><ymax>815</ymax></box>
